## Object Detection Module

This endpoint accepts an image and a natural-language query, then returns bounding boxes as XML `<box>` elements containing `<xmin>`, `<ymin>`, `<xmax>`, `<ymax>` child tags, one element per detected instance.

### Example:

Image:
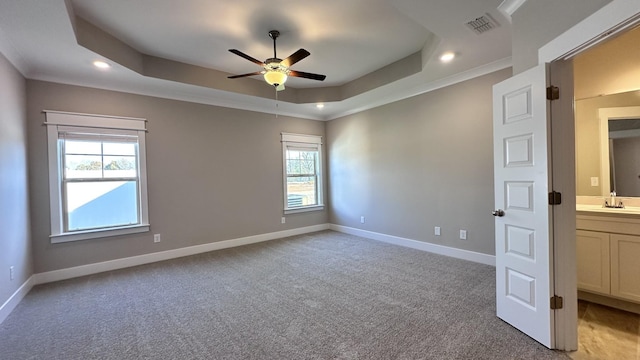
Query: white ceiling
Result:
<box><xmin>0</xmin><ymin>0</ymin><xmax>514</xmax><ymax>120</ymax></box>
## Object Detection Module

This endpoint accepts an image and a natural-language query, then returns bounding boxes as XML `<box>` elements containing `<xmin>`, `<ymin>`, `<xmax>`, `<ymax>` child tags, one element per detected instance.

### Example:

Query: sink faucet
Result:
<box><xmin>604</xmin><ymin>191</ymin><xmax>625</xmax><ymax>208</ymax></box>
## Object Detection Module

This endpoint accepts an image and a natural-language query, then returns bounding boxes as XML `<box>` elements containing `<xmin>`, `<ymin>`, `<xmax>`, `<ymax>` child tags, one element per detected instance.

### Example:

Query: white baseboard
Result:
<box><xmin>330</xmin><ymin>224</ymin><xmax>495</xmax><ymax>266</ymax></box>
<box><xmin>34</xmin><ymin>224</ymin><xmax>329</xmax><ymax>285</ymax></box>
<box><xmin>0</xmin><ymin>275</ymin><xmax>35</xmax><ymax>324</ymax></box>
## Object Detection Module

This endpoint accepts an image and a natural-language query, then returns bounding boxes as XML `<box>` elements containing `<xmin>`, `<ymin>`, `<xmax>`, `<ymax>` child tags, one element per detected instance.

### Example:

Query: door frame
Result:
<box><xmin>537</xmin><ymin>0</ymin><xmax>640</xmax><ymax>351</ymax></box>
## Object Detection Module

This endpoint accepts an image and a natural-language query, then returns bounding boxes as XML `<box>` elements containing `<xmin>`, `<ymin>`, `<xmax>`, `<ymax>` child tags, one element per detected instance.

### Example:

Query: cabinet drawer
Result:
<box><xmin>577</xmin><ymin>214</ymin><xmax>640</xmax><ymax>234</ymax></box>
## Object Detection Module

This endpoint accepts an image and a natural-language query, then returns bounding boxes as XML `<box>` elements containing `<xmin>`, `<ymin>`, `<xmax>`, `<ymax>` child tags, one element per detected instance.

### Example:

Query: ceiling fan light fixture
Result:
<box><xmin>264</xmin><ymin>70</ymin><xmax>288</xmax><ymax>86</ymax></box>
<box><xmin>228</xmin><ymin>30</ymin><xmax>325</xmax><ymax>87</ymax></box>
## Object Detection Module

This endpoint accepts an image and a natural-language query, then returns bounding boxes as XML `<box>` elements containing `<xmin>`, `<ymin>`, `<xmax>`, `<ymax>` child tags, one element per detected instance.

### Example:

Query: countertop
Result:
<box><xmin>576</xmin><ymin>204</ymin><xmax>640</xmax><ymax>216</ymax></box>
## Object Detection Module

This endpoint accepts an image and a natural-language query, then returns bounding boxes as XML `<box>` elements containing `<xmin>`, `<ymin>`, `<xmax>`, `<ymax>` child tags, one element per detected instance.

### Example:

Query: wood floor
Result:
<box><xmin>570</xmin><ymin>300</ymin><xmax>640</xmax><ymax>359</ymax></box>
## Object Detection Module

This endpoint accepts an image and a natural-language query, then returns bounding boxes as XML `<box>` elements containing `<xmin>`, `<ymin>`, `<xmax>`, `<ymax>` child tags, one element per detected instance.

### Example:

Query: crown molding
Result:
<box><xmin>498</xmin><ymin>0</ymin><xmax>527</xmax><ymax>23</ymax></box>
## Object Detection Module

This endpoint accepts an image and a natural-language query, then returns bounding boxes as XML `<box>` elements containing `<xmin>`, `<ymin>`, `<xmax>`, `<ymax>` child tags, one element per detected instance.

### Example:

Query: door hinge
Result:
<box><xmin>550</xmin><ymin>295</ymin><xmax>564</xmax><ymax>310</ymax></box>
<box><xmin>548</xmin><ymin>191</ymin><xmax>562</xmax><ymax>205</ymax></box>
<box><xmin>546</xmin><ymin>85</ymin><xmax>559</xmax><ymax>100</ymax></box>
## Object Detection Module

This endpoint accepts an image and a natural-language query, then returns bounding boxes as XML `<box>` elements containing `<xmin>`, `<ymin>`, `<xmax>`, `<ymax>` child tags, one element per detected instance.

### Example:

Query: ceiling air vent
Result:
<box><xmin>465</xmin><ymin>13</ymin><xmax>500</xmax><ymax>35</ymax></box>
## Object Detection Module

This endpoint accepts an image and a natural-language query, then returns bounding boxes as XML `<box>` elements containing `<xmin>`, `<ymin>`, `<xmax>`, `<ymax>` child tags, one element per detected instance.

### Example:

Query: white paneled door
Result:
<box><xmin>493</xmin><ymin>64</ymin><xmax>554</xmax><ymax>348</ymax></box>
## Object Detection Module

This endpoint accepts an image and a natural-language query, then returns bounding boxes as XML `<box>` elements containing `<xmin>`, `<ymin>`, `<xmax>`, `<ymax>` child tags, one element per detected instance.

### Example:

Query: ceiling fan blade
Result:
<box><xmin>281</xmin><ymin>49</ymin><xmax>310</xmax><ymax>67</ymax></box>
<box><xmin>288</xmin><ymin>70</ymin><xmax>326</xmax><ymax>81</ymax></box>
<box><xmin>227</xmin><ymin>71</ymin><xmax>263</xmax><ymax>79</ymax></box>
<box><xmin>229</xmin><ymin>49</ymin><xmax>265</xmax><ymax>66</ymax></box>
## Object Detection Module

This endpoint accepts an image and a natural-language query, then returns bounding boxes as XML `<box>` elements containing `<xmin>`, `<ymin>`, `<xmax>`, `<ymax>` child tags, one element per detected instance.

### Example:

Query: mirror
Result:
<box><xmin>575</xmin><ymin>91</ymin><xmax>640</xmax><ymax>197</ymax></box>
<box><xmin>608</xmin><ymin>119</ymin><xmax>640</xmax><ymax>196</ymax></box>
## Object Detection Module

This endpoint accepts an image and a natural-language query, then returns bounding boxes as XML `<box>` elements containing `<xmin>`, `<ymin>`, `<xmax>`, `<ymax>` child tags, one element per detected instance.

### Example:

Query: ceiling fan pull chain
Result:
<box><xmin>275</xmin><ymin>86</ymin><xmax>279</xmax><ymax>118</ymax></box>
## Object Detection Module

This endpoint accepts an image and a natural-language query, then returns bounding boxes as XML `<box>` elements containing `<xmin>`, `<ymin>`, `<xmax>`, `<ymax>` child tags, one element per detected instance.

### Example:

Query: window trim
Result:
<box><xmin>281</xmin><ymin>132</ymin><xmax>324</xmax><ymax>214</ymax></box>
<box><xmin>45</xmin><ymin>110</ymin><xmax>150</xmax><ymax>243</ymax></box>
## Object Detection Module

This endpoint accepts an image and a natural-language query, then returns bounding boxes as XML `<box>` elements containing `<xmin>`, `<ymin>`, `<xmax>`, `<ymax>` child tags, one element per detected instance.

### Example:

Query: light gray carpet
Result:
<box><xmin>0</xmin><ymin>230</ymin><xmax>570</xmax><ymax>359</ymax></box>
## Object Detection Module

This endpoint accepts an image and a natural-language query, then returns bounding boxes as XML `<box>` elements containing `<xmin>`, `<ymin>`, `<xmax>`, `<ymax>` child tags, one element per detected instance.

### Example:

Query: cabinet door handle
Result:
<box><xmin>492</xmin><ymin>209</ymin><xmax>505</xmax><ymax>217</ymax></box>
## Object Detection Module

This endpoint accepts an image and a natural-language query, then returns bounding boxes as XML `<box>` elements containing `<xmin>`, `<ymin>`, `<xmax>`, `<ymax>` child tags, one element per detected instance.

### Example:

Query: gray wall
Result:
<box><xmin>27</xmin><ymin>80</ymin><xmax>327</xmax><ymax>273</ymax></box>
<box><xmin>0</xmin><ymin>53</ymin><xmax>31</xmax><ymax>305</ymax></box>
<box><xmin>326</xmin><ymin>68</ymin><xmax>511</xmax><ymax>256</ymax></box>
<box><xmin>511</xmin><ymin>0</ymin><xmax>612</xmax><ymax>74</ymax></box>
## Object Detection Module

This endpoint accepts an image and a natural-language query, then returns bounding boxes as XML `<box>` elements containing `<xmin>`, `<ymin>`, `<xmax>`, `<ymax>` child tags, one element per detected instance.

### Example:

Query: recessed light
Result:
<box><xmin>93</xmin><ymin>60</ymin><xmax>110</xmax><ymax>69</ymax></box>
<box><xmin>316</xmin><ymin>103</ymin><xmax>325</xmax><ymax>109</ymax></box>
<box><xmin>440</xmin><ymin>52</ymin><xmax>455</xmax><ymax>63</ymax></box>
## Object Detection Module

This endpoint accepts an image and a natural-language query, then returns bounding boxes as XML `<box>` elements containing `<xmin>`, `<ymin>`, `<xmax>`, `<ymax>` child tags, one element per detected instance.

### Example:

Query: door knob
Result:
<box><xmin>492</xmin><ymin>209</ymin><xmax>505</xmax><ymax>217</ymax></box>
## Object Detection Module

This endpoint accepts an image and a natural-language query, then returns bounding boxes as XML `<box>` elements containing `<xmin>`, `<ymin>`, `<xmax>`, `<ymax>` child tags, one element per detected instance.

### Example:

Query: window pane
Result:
<box><xmin>301</xmin><ymin>154</ymin><xmax>316</xmax><ymax>173</ymax></box>
<box><xmin>286</xmin><ymin>150</ymin><xmax>317</xmax><ymax>175</ymax></box>
<box><xmin>287</xmin><ymin>176</ymin><xmax>317</xmax><ymax>207</ymax></box>
<box><xmin>286</xmin><ymin>159</ymin><xmax>302</xmax><ymax>174</ymax></box>
<box><xmin>103</xmin><ymin>142</ymin><xmax>136</xmax><ymax>156</ymax></box>
<box><xmin>286</xmin><ymin>150</ymin><xmax>300</xmax><ymax>159</ymax></box>
<box><xmin>103</xmin><ymin>155</ymin><xmax>137</xmax><ymax>178</ymax></box>
<box><xmin>65</xmin><ymin>155</ymin><xmax>103</xmax><ymax>179</ymax></box>
<box><xmin>64</xmin><ymin>140</ymin><xmax>102</xmax><ymax>155</ymax></box>
<box><xmin>65</xmin><ymin>181</ymin><xmax>139</xmax><ymax>231</ymax></box>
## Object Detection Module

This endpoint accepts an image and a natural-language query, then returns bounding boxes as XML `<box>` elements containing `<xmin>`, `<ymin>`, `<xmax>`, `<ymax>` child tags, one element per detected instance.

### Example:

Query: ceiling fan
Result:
<box><xmin>227</xmin><ymin>30</ymin><xmax>326</xmax><ymax>91</ymax></box>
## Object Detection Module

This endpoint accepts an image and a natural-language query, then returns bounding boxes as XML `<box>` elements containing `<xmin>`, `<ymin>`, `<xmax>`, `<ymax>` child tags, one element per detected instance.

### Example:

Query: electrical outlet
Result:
<box><xmin>10</xmin><ymin>266</ymin><xmax>14</xmax><ymax>281</ymax></box>
<box><xmin>360</xmin><ymin>216</ymin><xmax>365</xmax><ymax>224</ymax></box>
<box><xmin>281</xmin><ymin>217</ymin><xmax>286</xmax><ymax>224</ymax></box>
<box><xmin>460</xmin><ymin>230</ymin><xmax>467</xmax><ymax>240</ymax></box>
<box><xmin>434</xmin><ymin>226</ymin><xmax>441</xmax><ymax>236</ymax></box>
<box><xmin>591</xmin><ymin>177</ymin><xmax>599</xmax><ymax>186</ymax></box>
<box><xmin>153</xmin><ymin>234</ymin><xmax>161</xmax><ymax>243</ymax></box>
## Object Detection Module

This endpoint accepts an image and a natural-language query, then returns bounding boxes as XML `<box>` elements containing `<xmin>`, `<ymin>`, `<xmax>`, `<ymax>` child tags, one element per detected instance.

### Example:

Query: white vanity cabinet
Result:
<box><xmin>576</xmin><ymin>214</ymin><xmax>640</xmax><ymax>304</ymax></box>
<box><xmin>576</xmin><ymin>230</ymin><xmax>610</xmax><ymax>295</ymax></box>
<box><xmin>610</xmin><ymin>234</ymin><xmax>640</xmax><ymax>303</ymax></box>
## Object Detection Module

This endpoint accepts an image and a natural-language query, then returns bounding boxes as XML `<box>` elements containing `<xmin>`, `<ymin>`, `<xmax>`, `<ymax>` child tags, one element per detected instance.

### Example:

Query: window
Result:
<box><xmin>45</xmin><ymin>111</ymin><xmax>149</xmax><ymax>243</ymax></box>
<box><xmin>281</xmin><ymin>133</ymin><xmax>324</xmax><ymax>214</ymax></box>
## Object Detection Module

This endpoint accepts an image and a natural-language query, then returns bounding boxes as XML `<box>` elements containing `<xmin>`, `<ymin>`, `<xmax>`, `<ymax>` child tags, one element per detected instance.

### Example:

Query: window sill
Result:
<box><xmin>284</xmin><ymin>205</ymin><xmax>324</xmax><ymax>215</ymax></box>
<box><xmin>50</xmin><ymin>224</ymin><xmax>150</xmax><ymax>244</ymax></box>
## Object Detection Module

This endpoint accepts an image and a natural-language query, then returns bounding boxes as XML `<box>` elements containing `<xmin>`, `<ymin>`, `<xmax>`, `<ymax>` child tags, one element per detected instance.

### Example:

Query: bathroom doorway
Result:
<box><xmin>529</xmin><ymin>2</ymin><xmax>640</xmax><ymax>351</ymax></box>
<box><xmin>570</xmin><ymin>24</ymin><xmax>640</xmax><ymax>358</ymax></box>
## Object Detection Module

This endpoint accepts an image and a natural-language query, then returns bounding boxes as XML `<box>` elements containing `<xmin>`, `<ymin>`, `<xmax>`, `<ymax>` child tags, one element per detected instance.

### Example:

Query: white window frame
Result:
<box><xmin>45</xmin><ymin>110</ymin><xmax>150</xmax><ymax>243</ymax></box>
<box><xmin>281</xmin><ymin>133</ymin><xmax>324</xmax><ymax>214</ymax></box>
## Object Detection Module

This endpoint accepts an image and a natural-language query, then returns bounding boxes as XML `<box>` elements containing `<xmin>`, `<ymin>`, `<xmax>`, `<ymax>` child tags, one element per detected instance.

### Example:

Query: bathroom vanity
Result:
<box><xmin>577</xmin><ymin>203</ymin><xmax>640</xmax><ymax>310</ymax></box>
<box><xmin>574</xmin><ymin>100</ymin><xmax>640</xmax><ymax>312</ymax></box>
